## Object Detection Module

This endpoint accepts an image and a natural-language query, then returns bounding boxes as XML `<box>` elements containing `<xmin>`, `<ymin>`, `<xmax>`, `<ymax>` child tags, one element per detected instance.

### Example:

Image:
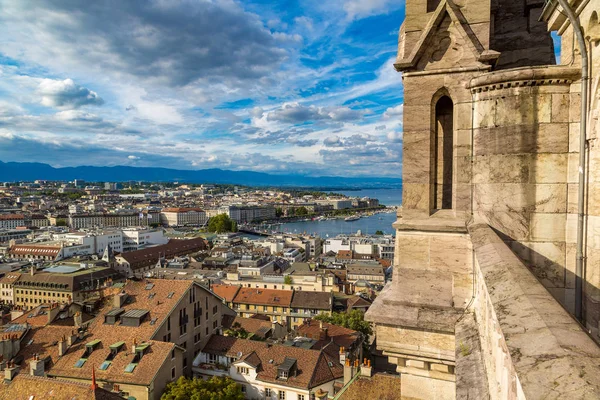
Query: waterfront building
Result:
<box><xmin>160</xmin><ymin>207</ymin><xmax>207</xmax><ymax>227</ymax></box>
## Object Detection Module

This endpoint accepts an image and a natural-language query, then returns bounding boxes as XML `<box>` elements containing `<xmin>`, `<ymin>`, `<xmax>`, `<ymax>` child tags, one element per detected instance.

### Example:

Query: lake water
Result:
<box><xmin>272</xmin><ymin>211</ymin><xmax>397</xmax><ymax>237</ymax></box>
<box><xmin>335</xmin><ymin>188</ymin><xmax>402</xmax><ymax>206</ymax></box>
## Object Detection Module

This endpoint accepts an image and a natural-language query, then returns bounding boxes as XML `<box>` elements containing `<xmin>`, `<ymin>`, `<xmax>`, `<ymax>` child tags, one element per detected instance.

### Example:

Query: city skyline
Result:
<box><xmin>0</xmin><ymin>1</ymin><xmax>407</xmax><ymax>178</ymax></box>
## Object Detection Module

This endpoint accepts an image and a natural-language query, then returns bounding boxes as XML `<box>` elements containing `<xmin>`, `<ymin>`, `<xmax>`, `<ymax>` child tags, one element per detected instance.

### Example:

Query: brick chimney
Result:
<box><xmin>29</xmin><ymin>353</ymin><xmax>45</xmax><ymax>376</ymax></box>
<box><xmin>5</xmin><ymin>362</ymin><xmax>18</xmax><ymax>381</ymax></box>
<box><xmin>343</xmin><ymin>358</ymin><xmax>355</xmax><ymax>385</ymax></box>
<box><xmin>74</xmin><ymin>312</ymin><xmax>82</xmax><ymax>328</ymax></box>
<box><xmin>132</xmin><ymin>338</ymin><xmax>137</xmax><ymax>354</ymax></box>
<box><xmin>339</xmin><ymin>346</ymin><xmax>346</xmax><ymax>365</ymax></box>
<box><xmin>67</xmin><ymin>330</ymin><xmax>78</xmax><ymax>346</ymax></box>
<box><xmin>58</xmin><ymin>336</ymin><xmax>67</xmax><ymax>357</ymax></box>
<box><xmin>361</xmin><ymin>358</ymin><xmax>372</xmax><ymax>377</ymax></box>
<box><xmin>47</xmin><ymin>302</ymin><xmax>61</xmax><ymax>324</ymax></box>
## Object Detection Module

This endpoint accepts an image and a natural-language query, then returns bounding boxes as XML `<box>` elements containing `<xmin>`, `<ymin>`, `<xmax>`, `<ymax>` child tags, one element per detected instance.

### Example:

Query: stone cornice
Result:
<box><xmin>469</xmin><ymin>66</ymin><xmax>581</xmax><ymax>93</ymax></box>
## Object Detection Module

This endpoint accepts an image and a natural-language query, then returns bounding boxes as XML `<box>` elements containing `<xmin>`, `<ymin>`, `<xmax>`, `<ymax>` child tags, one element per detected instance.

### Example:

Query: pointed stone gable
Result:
<box><xmin>395</xmin><ymin>0</ymin><xmax>499</xmax><ymax>72</ymax></box>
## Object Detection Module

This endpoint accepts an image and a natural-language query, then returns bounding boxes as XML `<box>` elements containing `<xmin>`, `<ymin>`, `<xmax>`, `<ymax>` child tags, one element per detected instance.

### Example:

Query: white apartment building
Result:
<box><xmin>160</xmin><ymin>207</ymin><xmax>207</xmax><ymax>227</ymax></box>
<box><xmin>283</xmin><ymin>248</ymin><xmax>304</xmax><ymax>263</ymax></box>
<box><xmin>323</xmin><ymin>234</ymin><xmax>395</xmax><ymax>261</ymax></box>
<box><xmin>54</xmin><ymin>231</ymin><xmax>123</xmax><ymax>254</ymax></box>
<box><xmin>122</xmin><ymin>228</ymin><xmax>168</xmax><ymax>252</ymax></box>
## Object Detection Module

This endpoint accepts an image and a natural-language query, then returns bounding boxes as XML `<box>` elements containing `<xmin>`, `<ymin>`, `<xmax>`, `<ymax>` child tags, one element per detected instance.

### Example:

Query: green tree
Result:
<box><xmin>375</xmin><ymin>230</ymin><xmax>384</xmax><ymax>235</ymax></box>
<box><xmin>224</xmin><ymin>322</ymin><xmax>250</xmax><ymax>339</ymax></box>
<box><xmin>207</xmin><ymin>214</ymin><xmax>236</xmax><ymax>233</ymax></box>
<box><xmin>56</xmin><ymin>219</ymin><xmax>67</xmax><ymax>227</ymax></box>
<box><xmin>295</xmin><ymin>206</ymin><xmax>308</xmax><ymax>216</ymax></box>
<box><xmin>275</xmin><ymin>207</ymin><xmax>283</xmax><ymax>218</ymax></box>
<box><xmin>161</xmin><ymin>376</ymin><xmax>244</xmax><ymax>400</ymax></box>
<box><xmin>314</xmin><ymin>310</ymin><xmax>373</xmax><ymax>344</ymax></box>
<box><xmin>284</xmin><ymin>275</ymin><xmax>293</xmax><ymax>285</ymax></box>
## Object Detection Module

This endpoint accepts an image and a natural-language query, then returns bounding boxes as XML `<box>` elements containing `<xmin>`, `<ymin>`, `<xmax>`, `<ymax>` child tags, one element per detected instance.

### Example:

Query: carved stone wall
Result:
<box><xmin>469</xmin><ymin>66</ymin><xmax>581</xmax><ymax>315</ymax></box>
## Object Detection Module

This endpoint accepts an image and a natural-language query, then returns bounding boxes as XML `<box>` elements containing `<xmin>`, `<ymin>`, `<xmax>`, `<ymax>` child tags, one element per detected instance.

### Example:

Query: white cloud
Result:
<box><xmin>383</xmin><ymin>104</ymin><xmax>403</xmax><ymax>119</ymax></box>
<box><xmin>38</xmin><ymin>78</ymin><xmax>103</xmax><ymax>109</ymax></box>
<box><xmin>343</xmin><ymin>0</ymin><xmax>398</xmax><ymax>20</ymax></box>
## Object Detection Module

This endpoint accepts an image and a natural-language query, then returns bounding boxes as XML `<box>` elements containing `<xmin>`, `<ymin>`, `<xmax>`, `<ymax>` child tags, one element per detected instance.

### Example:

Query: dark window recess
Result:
<box><xmin>179</xmin><ymin>308</ymin><xmax>188</xmax><ymax>335</ymax></box>
<box><xmin>120</xmin><ymin>309</ymin><xmax>150</xmax><ymax>327</ymax></box>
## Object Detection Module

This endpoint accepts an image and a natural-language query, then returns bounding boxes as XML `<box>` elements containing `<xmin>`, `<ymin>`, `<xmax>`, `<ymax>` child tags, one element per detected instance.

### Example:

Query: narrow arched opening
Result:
<box><xmin>433</xmin><ymin>95</ymin><xmax>454</xmax><ymax>210</ymax></box>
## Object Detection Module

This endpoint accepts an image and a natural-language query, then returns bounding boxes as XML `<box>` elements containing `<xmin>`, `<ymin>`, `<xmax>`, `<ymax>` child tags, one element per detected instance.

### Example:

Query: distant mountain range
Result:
<box><xmin>0</xmin><ymin>160</ymin><xmax>402</xmax><ymax>189</ymax></box>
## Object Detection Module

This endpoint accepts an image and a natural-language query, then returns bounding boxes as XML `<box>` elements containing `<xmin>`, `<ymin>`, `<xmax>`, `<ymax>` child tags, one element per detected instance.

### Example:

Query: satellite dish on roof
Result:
<box><xmin>237</xmin><ymin>351</ymin><xmax>243</xmax><ymax>358</ymax></box>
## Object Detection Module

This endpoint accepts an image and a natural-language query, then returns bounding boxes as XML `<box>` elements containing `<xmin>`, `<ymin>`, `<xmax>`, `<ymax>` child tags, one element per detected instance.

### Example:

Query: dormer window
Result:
<box><xmin>120</xmin><ymin>309</ymin><xmax>150</xmax><ymax>327</ymax></box>
<box><xmin>277</xmin><ymin>357</ymin><xmax>297</xmax><ymax>380</ymax></box>
<box><xmin>104</xmin><ymin>308</ymin><xmax>125</xmax><ymax>325</ymax></box>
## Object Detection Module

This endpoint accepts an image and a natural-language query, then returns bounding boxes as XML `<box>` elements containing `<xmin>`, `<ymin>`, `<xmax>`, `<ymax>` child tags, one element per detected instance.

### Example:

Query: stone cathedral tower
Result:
<box><xmin>366</xmin><ymin>0</ymin><xmax>600</xmax><ymax>399</ymax></box>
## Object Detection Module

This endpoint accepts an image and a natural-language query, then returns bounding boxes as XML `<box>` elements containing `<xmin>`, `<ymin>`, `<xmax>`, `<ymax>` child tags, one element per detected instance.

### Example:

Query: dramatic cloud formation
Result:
<box><xmin>0</xmin><ymin>0</ymin><xmax>407</xmax><ymax>177</ymax></box>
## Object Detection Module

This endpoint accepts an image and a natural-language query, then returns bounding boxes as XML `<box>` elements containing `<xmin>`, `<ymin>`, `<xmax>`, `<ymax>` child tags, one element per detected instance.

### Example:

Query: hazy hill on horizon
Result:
<box><xmin>0</xmin><ymin>160</ymin><xmax>402</xmax><ymax>188</ymax></box>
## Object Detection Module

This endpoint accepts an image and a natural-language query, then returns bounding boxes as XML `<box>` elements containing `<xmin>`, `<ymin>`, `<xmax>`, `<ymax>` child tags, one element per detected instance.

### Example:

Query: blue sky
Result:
<box><xmin>0</xmin><ymin>0</ymin><xmax>407</xmax><ymax>177</ymax></box>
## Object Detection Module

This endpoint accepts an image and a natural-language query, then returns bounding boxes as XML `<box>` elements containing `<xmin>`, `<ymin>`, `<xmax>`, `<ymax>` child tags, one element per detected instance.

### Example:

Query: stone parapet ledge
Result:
<box><xmin>469</xmin><ymin>222</ymin><xmax>600</xmax><ymax>399</ymax></box>
<box><xmin>365</xmin><ymin>269</ymin><xmax>462</xmax><ymax>333</ymax></box>
<box><xmin>455</xmin><ymin>313</ymin><xmax>490</xmax><ymax>400</ymax></box>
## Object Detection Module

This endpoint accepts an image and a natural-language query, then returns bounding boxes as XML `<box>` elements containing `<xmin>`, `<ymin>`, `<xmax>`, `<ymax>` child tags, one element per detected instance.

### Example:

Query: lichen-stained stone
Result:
<box><xmin>454</xmin><ymin>156</ymin><xmax>471</xmax><ymax>184</ymax></box>
<box><xmin>531</xmin><ymin>184</ymin><xmax>567</xmax><ymax>213</ymax></box>
<box><xmin>487</xmin><ymin>154</ymin><xmax>530</xmax><ymax>183</ymax></box>
<box><xmin>474</xmin><ymin>123</ymin><xmax>568</xmax><ymax>156</ymax></box>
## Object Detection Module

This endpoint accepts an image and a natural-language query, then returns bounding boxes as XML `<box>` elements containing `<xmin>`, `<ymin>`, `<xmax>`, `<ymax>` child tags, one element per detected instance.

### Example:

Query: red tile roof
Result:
<box><xmin>211</xmin><ymin>284</ymin><xmax>241</xmax><ymax>303</ymax></box>
<box><xmin>201</xmin><ymin>335</ymin><xmax>342</xmax><ymax>389</ymax></box>
<box><xmin>232</xmin><ymin>287</ymin><xmax>293</xmax><ymax>307</ymax></box>
<box><xmin>0</xmin><ymin>374</ymin><xmax>124</xmax><ymax>400</ymax></box>
<box><xmin>162</xmin><ymin>208</ymin><xmax>204</xmax><ymax>212</ymax></box>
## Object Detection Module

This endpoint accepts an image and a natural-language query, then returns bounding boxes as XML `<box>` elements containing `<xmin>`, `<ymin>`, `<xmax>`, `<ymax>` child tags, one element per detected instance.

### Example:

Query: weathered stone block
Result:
<box><xmin>551</xmin><ymin>93</ymin><xmax>570</xmax><ymax>123</ymax></box>
<box><xmin>488</xmin><ymin>154</ymin><xmax>530</xmax><ymax>183</ymax></box>
<box><xmin>406</xmin><ymin>359</ymin><xmax>427</xmax><ymax>369</ymax></box>
<box><xmin>397</xmin><ymin>234</ymin><xmax>430</xmax><ymax>270</ymax></box>
<box><xmin>403</xmin><ymin>183</ymin><xmax>431</xmax><ymax>211</ymax></box>
<box><xmin>530</xmin><ymin>153</ymin><xmax>568</xmax><ymax>183</ymax></box>
<box><xmin>530</xmin><ymin>213</ymin><xmax>566</xmax><ymax>241</ymax></box>
<box><xmin>532</xmin><ymin>184</ymin><xmax>567</xmax><ymax>213</ymax></box>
